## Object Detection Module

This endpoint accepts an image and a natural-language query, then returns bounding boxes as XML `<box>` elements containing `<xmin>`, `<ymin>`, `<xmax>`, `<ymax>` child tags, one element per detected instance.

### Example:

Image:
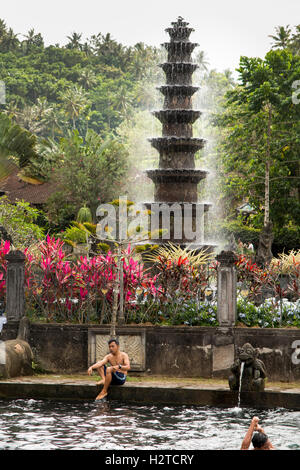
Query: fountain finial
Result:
<box><xmin>171</xmin><ymin>16</ymin><xmax>189</xmax><ymax>28</ymax></box>
<box><xmin>166</xmin><ymin>17</ymin><xmax>194</xmax><ymax>40</ymax></box>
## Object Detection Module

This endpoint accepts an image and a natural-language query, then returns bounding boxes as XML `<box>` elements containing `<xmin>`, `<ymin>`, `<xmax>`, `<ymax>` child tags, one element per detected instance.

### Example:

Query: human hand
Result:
<box><xmin>87</xmin><ymin>366</ymin><xmax>93</xmax><ymax>376</ymax></box>
<box><xmin>255</xmin><ymin>424</ymin><xmax>264</xmax><ymax>433</ymax></box>
<box><xmin>112</xmin><ymin>365</ymin><xmax>119</xmax><ymax>372</ymax></box>
<box><xmin>252</xmin><ymin>416</ymin><xmax>259</xmax><ymax>426</ymax></box>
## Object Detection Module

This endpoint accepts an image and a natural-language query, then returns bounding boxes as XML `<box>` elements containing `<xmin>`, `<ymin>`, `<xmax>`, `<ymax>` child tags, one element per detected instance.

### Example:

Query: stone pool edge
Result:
<box><xmin>0</xmin><ymin>381</ymin><xmax>299</xmax><ymax>410</ymax></box>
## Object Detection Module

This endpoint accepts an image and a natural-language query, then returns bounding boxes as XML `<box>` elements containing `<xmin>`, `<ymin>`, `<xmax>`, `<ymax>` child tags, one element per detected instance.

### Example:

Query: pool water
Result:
<box><xmin>0</xmin><ymin>399</ymin><xmax>299</xmax><ymax>450</ymax></box>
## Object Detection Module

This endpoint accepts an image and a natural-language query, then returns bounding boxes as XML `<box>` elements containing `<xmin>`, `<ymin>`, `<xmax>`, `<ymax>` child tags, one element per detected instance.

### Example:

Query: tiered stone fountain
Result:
<box><xmin>146</xmin><ymin>17</ymin><xmax>213</xmax><ymax>250</ymax></box>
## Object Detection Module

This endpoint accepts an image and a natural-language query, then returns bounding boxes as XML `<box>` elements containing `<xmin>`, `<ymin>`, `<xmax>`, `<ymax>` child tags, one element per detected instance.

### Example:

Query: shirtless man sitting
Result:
<box><xmin>241</xmin><ymin>416</ymin><xmax>275</xmax><ymax>450</ymax></box>
<box><xmin>87</xmin><ymin>338</ymin><xmax>130</xmax><ymax>401</ymax></box>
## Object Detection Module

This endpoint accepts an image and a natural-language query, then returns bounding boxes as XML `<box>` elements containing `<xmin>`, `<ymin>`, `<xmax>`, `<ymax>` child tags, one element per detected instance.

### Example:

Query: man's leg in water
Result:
<box><xmin>95</xmin><ymin>365</ymin><xmax>105</xmax><ymax>385</ymax></box>
<box><xmin>96</xmin><ymin>366</ymin><xmax>113</xmax><ymax>400</ymax></box>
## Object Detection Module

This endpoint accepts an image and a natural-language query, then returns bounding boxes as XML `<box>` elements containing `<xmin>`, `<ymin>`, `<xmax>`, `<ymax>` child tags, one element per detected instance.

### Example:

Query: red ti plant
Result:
<box><xmin>234</xmin><ymin>254</ymin><xmax>270</xmax><ymax>302</ymax></box>
<box><xmin>23</xmin><ymin>237</ymin><xmax>158</xmax><ymax>323</ymax></box>
<box><xmin>287</xmin><ymin>256</ymin><xmax>300</xmax><ymax>301</ymax></box>
<box><xmin>147</xmin><ymin>250</ymin><xmax>211</xmax><ymax>308</ymax></box>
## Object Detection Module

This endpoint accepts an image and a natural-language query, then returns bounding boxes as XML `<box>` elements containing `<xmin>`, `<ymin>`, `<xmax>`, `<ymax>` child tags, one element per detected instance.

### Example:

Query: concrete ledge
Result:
<box><xmin>0</xmin><ymin>381</ymin><xmax>300</xmax><ymax>410</ymax></box>
<box><xmin>0</xmin><ymin>381</ymin><xmax>96</xmax><ymax>400</ymax></box>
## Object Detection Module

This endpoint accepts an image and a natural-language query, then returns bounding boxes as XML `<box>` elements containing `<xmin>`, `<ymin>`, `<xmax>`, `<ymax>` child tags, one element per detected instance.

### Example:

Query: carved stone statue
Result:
<box><xmin>0</xmin><ymin>316</ymin><xmax>33</xmax><ymax>379</ymax></box>
<box><xmin>228</xmin><ymin>343</ymin><xmax>267</xmax><ymax>392</ymax></box>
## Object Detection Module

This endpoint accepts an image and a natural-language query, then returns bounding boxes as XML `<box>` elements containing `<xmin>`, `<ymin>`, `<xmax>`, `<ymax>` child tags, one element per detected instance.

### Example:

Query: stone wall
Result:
<box><xmin>1</xmin><ymin>322</ymin><xmax>88</xmax><ymax>373</ymax></box>
<box><xmin>1</xmin><ymin>323</ymin><xmax>300</xmax><ymax>381</ymax></box>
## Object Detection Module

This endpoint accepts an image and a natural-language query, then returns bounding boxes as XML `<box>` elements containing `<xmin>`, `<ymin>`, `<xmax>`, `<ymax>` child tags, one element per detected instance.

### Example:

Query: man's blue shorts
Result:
<box><xmin>104</xmin><ymin>365</ymin><xmax>126</xmax><ymax>385</ymax></box>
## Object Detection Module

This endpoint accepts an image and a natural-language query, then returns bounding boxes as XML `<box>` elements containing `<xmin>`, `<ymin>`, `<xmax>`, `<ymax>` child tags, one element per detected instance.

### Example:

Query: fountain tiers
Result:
<box><xmin>143</xmin><ymin>201</ymin><xmax>211</xmax><ymax>245</ymax></box>
<box><xmin>159</xmin><ymin>85</ymin><xmax>199</xmax><ymax>109</ymax></box>
<box><xmin>146</xmin><ymin>17</ymin><xmax>212</xmax><ymax>249</ymax></box>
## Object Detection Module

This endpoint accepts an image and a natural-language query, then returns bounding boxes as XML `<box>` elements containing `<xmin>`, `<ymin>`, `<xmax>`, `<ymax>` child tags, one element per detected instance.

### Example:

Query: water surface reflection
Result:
<box><xmin>0</xmin><ymin>399</ymin><xmax>299</xmax><ymax>450</ymax></box>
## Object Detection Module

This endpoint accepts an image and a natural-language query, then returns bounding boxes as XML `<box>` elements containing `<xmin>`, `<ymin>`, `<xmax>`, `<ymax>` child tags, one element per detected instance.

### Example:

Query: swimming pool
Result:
<box><xmin>0</xmin><ymin>399</ymin><xmax>299</xmax><ymax>450</ymax></box>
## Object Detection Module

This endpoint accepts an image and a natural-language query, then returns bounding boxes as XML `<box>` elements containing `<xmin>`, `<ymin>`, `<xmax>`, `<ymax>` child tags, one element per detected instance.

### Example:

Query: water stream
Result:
<box><xmin>237</xmin><ymin>361</ymin><xmax>245</xmax><ymax>409</ymax></box>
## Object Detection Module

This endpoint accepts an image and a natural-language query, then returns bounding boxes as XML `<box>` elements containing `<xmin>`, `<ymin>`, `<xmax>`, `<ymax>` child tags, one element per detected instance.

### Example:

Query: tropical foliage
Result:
<box><xmin>0</xmin><ymin>236</ymin><xmax>298</xmax><ymax>326</ymax></box>
<box><xmin>44</xmin><ymin>129</ymin><xmax>129</xmax><ymax>228</ymax></box>
<box><xmin>211</xmin><ymin>42</ymin><xmax>300</xmax><ymax>251</ymax></box>
<box><xmin>0</xmin><ymin>112</ymin><xmax>40</xmax><ymax>179</ymax></box>
<box><xmin>0</xmin><ymin>18</ymin><xmax>161</xmax><ymax>140</ymax></box>
<box><xmin>0</xmin><ymin>195</ymin><xmax>44</xmax><ymax>247</ymax></box>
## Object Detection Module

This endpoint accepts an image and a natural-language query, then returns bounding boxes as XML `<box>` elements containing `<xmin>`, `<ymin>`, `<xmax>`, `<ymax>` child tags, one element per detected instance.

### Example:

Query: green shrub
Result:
<box><xmin>237</xmin><ymin>297</ymin><xmax>300</xmax><ymax>328</ymax></box>
<box><xmin>127</xmin><ymin>300</ymin><xmax>218</xmax><ymax>326</ymax></box>
<box><xmin>0</xmin><ymin>195</ymin><xmax>44</xmax><ymax>248</ymax></box>
<box><xmin>273</xmin><ymin>225</ymin><xmax>300</xmax><ymax>253</ymax></box>
<box><xmin>221</xmin><ymin>218</ymin><xmax>300</xmax><ymax>254</ymax></box>
<box><xmin>63</xmin><ymin>225</ymin><xmax>86</xmax><ymax>244</ymax></box>
<box><xmin>221</xmin><ymin>219</ymin><xmax>260</xmax><ymax>245</ymax></box>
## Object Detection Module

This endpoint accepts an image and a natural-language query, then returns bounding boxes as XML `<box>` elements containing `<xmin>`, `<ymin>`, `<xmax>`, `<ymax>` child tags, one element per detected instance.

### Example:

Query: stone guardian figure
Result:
<box><xmin>228</xmin><ymin>343</ymin><xmax>267</xmax><ymax>392</ymax></box>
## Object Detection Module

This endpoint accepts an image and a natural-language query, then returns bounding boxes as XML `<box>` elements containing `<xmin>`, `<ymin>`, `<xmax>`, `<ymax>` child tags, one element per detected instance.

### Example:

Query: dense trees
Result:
<box><xmin>0</xmin><ymin>18</ymin><xmax>299</xmax><ymax>251</ymax></box>
<box><xmin>45</xmin><ymin>130</ymin><xmax>129</xmax><ymax>229</ymax></box>
<box><xmin>0</xmin><ymin>19</ymin><xmax>160</xmax><ymax>140</ymax></box>
<box><xmin>212</xmin><ymin>41</ymin><xmax>300</xmax><ymax>251</ymax></box>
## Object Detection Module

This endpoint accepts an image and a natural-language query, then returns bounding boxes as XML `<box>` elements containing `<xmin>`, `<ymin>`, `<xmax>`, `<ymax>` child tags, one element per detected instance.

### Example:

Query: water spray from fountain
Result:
<box><xmin>143</xmin><ymin>16</ymin><xmax>216</xmax><ymax>251</ymax></box>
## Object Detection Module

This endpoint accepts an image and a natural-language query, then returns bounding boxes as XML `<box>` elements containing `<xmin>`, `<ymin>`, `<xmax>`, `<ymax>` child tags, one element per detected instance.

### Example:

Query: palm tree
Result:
<box><xmin>269</xmin><ymin>25</ymin><xmax>292</xmax><ymax>49</ymax></box>
<box><xmin>0</xmin><ymin>19</ymin><xmax>7</xmax><ymax>55</ymax></box>
<box><xmin>114</xmin><ymin>85</ymin><xmax>133</xmax><ymax>120</ymax></box>
<box><xmin>89</xmin><ymin>33</ymin><xmax>102</xmax><ymax>54</ymax></box>
<box><xmin>13</xmin><ymin>99</ymin><xmax>50</xmax><ymax>135</ymax></box>
<box><xmin>291</xmin><ymin>25</ymin><xmax>300</xmax><ymax>55</ymax></box>
<box><xmin>224</xmin><ymin>69</ymin><xmax>235</xmax><ymax>86</ymax></box>
<box><xmin>0</xmin><ymin>19</ymin><xmax>7</xmax><ymax>41</ymax></box>
<box><xmin>78</xmin><ymin>69</ymin><xmax>97</xmax><ymax>90</ymax></box>
<box><xmin>99</xmin><ymin>33</ymin><xmax>125</xmax><ymax>63</ymax></box>
<box><xmin>0</xmin><ymin>112</ymin><xmax>39</xmax><ymax>178</ymax></box>
<box><xmin>66</xmin><ymin>32</ymin><xmax>82</xmax><ymax>50</ymax></box>
<box><xmin>59</xmin><ymin>84</ymin><xmax>89</xmax><ymax>129</ymax></box>
<box><xmin>130</xmin><ymin>53</ymin><xmax>146</xmax><ymax>79</ymax></box>
<box><xmin>1</xmin><ymin>27</ymin><xmax>19</xmax><ymax>52</ymax></box>
<box><xmin>21</xmin><ymin>28</ymin><xmax>44</xmax><ymax>53</ymax></box>
<box><xmin>23</xmin><ymin>28</ymin><xmax>35</xmax><ymax>46</ymax></box>
<box><xmin>81</xmin><ymin>41</ymin><xmax>92</xmax><ymax>56</ymax></box>
<box><xmin>43</xmin><ymin>104</ymin><xmax>66</xmax><ymax>139</ymax></box>
<box><xmin>195</xmin><ymin>50</ymin><xmax>209</xmax><ymax>73</ymax></box>
<box><xmin>101</xmin><ymin>33</ymin><xmax>114</xmax><ymax>56</ymax></box>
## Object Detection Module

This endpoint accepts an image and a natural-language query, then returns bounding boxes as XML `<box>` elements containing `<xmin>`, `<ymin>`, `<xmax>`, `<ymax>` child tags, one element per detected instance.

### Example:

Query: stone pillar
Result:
<box><xmin>4</xmin><ymin>250</ymin><xmax>26</xmax><ymax>321</ymax></box>
<box><xmin>216</xmin><ymin>250</ymin><xmax>237</xmax><ymax>327</ymax></box>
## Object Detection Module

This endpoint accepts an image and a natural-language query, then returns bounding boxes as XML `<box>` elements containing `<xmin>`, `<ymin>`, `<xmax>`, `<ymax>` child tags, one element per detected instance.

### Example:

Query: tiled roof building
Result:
<box><xmin>0</xmin><ymin>166</ymin><xmax>57</xmax><ymax>205</ymax></box>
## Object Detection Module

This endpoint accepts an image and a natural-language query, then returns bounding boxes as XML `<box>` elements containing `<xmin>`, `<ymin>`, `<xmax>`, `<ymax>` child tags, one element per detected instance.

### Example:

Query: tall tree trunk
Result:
<box><xmin>110</xmin><ymin>244</ymin><xmax>121</xmax><ymax>338</ymax></box>
<box><xmin>297</xmin><ymin>160</ymin><xmax>300</xmax><ymax>202</ymax></box>
<box><xmin>264</xmin><ymin>160</ymin><xmax>270</xmax><ymax>226</ymax></box>
<box><xmin>118</xmin><ymin>253</ymin><xmax>125</xmax><ymax>325</ymax></box>
<box><xmin>264</xmin><ymin>104</ymin><xmax>272</xmax><ymax>226</ymax></box>
<box><xmin>255</xmin><ymin>104</ymin><xmax>274</xmax><ymax>268</ymax></box>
